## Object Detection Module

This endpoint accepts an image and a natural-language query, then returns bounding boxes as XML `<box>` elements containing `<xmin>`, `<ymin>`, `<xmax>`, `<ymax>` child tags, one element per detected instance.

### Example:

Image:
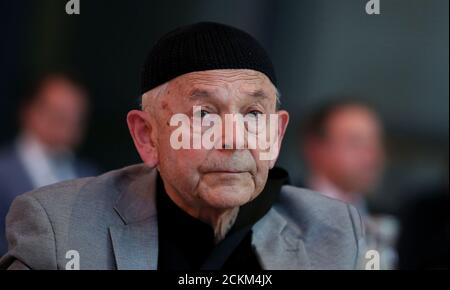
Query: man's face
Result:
<box><xmin>318</xmin><ymin>105</ymin><xmax>385</xmax><ymax>194</ymax></box>
<box><xmin>23</xmin><ymin>78</ymin><xmax>88</xmax><ymax>152</ymax></box>
<box><xmin>148</xmin><ymin>69</ymin><xmax>288</xmax><ymax>210</ymax></box>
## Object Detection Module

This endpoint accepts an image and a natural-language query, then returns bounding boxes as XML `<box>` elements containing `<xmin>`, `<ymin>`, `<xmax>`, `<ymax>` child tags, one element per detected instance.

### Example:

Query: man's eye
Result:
<box><xmin>194</xmin><ymin>109</ymin><xmax>210</xmax><ymax>118</ymax></box>
<box><xmin>200</xmin><ymin>110</ymin><xmax>210</xmax><ymax>118</ymax></box>
<box><xmin>246</xmin><ymin>110</ymin><xmax>263</xmax><ymax>117</ymax></box>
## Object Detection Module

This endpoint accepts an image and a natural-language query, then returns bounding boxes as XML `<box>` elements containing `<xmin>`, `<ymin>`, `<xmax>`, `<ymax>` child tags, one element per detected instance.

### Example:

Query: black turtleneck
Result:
<box><xmin>156</xmin><ymin>168</ymin><xmax>289</xmax><ymax>270</ymax></box>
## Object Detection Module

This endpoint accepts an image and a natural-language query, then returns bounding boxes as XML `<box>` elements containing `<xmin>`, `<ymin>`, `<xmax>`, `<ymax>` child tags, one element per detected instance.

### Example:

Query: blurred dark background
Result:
<box><xmin>0</xmin><ymin>0</ymin><xmax>448</xmax><ymax>248</ymax></box>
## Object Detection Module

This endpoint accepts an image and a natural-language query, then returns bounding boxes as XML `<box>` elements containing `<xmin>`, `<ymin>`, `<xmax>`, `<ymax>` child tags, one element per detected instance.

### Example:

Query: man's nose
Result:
<box><xmin>220</xmin><ymin>114</ymin><xmax>247</xmax><ymax>150</ymax></box>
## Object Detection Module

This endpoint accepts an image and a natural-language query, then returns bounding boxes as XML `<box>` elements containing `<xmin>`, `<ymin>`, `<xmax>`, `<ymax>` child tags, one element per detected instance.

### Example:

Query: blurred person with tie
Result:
<box><xmin>300</xmin><ymin>99</ymin><xmax>398</xmax><ymax>269</ymax></box>
<box><xmin>0</xmin><ymin>74</ymin><xmax>98</xmax><ymax>254</ymax></box>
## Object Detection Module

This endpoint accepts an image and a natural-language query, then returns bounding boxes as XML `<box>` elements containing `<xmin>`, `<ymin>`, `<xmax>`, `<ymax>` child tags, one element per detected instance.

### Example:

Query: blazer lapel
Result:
<box><xmin>252</xmin><ymin>207</ymin><xmax>311</xmax><ymax>270</ymax></box>
<box><xmin>107</xmin><ymin>164</ymin><xmax>310</xmax><ymax>270</ymax></box>
<box><xmin>109</xmin><ymin>165</ymin><xmax>159</xmax><ymax>270</ymax></box>
<box><xmin>109</xmin><ymin>217</ymin><xmax>158</xmax><ymax>270</ymax></box>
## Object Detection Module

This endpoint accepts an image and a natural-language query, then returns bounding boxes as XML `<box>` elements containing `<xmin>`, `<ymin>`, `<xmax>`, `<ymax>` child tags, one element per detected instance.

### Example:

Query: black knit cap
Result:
<box><xmin>141</xmin><ymin>22</ymin><xmax>277</xmax><ymax>94</ymax></box>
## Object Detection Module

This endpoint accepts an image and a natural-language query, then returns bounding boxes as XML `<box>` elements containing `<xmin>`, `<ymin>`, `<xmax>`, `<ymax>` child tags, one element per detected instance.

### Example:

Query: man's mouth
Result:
<box><xmin>206</xmin><ymin>170</ymin><xmax>247</xmax><ymax>174</ymax></box>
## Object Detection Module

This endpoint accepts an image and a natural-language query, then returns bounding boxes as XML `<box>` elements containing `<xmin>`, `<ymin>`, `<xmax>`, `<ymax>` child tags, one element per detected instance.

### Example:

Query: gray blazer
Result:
<box><xmin>0</xmin><ymin>164</ymin><xmax>365</xmax><ymax>270</ymax></box>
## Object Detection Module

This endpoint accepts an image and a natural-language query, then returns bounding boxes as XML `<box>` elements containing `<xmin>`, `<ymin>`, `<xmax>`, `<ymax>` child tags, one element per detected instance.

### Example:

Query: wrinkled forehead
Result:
<box><xmin>168</xmin><ymin>69</ymin><xmax>277</xmax><ymax>100</ymax></box>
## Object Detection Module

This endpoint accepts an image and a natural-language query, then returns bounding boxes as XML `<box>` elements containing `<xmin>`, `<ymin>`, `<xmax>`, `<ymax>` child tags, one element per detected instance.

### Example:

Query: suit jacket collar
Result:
<box><xmin>108</xmin><ymin>164</ymin><xmax>308</xmax><ymax>270</ymax></box>
<box><xmin>109</xmin><ymin>218</ymin><xmax>159</xmax><ymax>270</ymax></box>
<box><xmin>251</xmin><ymin>206</ymin><xmax>311</xmax><ymax>270</ymax></box>
<box><xmin>110</xmin><ymin>164</ymin><xmax>158</xmax><ymax>269</ymax></box>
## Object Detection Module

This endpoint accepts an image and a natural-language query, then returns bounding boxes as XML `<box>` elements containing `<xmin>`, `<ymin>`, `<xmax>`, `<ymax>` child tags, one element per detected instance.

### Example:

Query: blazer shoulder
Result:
<box><xmin>16</xmin><ymin>163</ymin><xmax>151</xmax><ymax>217</ymax></box>
<box><xmin>20</xmin><ymin>176</ymin><xmax>95</xmax><ymax>208</ymax></box>
<box><xmin>277</xmin><ymin>185</ymin><xmax>364</xmax><ymax>238</ymax></box>
<box><xmin>273</xmin><ymin>185</ymin><xmax>365</xmax><ymax>269</ymax></box>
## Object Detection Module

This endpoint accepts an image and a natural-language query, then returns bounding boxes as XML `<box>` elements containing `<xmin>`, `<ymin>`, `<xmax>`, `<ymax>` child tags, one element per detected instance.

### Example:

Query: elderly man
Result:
<box><xmin>0</xmin><ymin>22</ymin><xmax>364</xmax><ymax>270</ymax></box>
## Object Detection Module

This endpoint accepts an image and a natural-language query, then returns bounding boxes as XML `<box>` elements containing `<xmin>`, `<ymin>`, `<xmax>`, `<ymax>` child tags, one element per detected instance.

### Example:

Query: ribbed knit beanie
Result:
<box><xmin>141</xmin><ymin>22</ymin><xmax>276</xmax><ymax>94</ymax></box>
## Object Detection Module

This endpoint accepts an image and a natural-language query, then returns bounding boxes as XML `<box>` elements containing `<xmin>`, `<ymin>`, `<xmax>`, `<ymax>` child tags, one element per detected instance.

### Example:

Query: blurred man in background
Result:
<box><xmin>300</xmin><ymin>99</ymin><xmax>398</xmax><ymax>269</ymax></box>
<box><xmin>0</xmin><ymin>74</ymin><xmax>97</xmax><ymax>254</ymax></box>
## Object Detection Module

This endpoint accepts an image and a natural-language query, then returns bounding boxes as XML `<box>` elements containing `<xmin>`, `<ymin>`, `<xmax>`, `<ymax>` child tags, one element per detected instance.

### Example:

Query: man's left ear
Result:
<box><xmin>269</xmin><ymin>110</ymin><xmax>289</xmax><ymax>169</ymax></box>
